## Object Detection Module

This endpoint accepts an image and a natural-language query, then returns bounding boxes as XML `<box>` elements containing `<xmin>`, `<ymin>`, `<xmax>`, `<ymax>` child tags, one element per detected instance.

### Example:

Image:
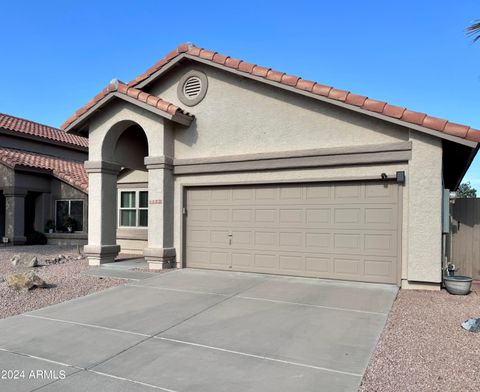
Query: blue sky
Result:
<box><xmin>1</xmin><ymin>1</ymin><xmax>479</xmax><ymax>187</ymax></box>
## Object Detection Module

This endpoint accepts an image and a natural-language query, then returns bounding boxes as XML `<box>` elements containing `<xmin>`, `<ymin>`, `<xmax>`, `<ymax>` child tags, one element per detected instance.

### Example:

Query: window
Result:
<box><xmin>119</xmin><ymin>190</ymin><xmax>148</xmax><ymax>227</ymax></box>
<box><xmin>55</xmin><ymin>200</ymin><xmax>84</xmax><ymax>231</ymax></box>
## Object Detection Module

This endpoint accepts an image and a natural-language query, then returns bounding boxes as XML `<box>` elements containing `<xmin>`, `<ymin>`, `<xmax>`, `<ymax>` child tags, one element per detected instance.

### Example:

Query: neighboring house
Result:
<box><xmin>62</xmin><ymin>43</ymin><xmax>478</xmax><ymax>289</ymax></box>
<box><xmin>0</xmin><ymin>113</ymin><xmax>88</xmax><ymax>245</ymax></box>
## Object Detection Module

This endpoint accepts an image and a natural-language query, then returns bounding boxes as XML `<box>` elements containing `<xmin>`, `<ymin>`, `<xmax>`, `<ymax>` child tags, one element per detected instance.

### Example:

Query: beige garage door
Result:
<box><xmin>185</xmin><ymin>182</ymin><xmax>400</xmax><ymax>284</ymax></box>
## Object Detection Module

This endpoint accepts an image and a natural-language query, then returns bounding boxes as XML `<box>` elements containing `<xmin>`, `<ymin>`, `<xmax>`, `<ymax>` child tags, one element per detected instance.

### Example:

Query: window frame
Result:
<box><xmin>55</xmin><ymin>199</ymin><xmax>85</xmax><ymax>232</ymax></box>
<box><xmin>118</xmin><ymin>189</ymin><xmax>148</xmax><ymax>228</ymax></box>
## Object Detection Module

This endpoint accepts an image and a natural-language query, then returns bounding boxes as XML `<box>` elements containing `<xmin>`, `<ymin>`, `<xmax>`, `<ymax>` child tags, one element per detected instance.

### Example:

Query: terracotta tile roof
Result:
<box><xmin>61</xmin><ymin>80</ymin><xmax>193</xmax><ymax>130</ymax></box>
<box><xmin>0</xmin><ymin>113</ymin><xmax>88</xmax><ymax>149</ymax></box>
<box><xmin>0</xmin><ymin>147</ymin><xmax>88</xmax><ymax>193</ymax></box>
<box><xmin>128</xmin><ymin>43</ymin><xmax>480</xmax><ymax>144</ymax></box>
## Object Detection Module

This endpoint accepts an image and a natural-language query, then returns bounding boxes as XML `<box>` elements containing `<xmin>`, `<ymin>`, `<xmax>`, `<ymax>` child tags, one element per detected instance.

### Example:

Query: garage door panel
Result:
<box><xmin>333</xmin><ymin>256</ymin><xmax>362</xmax><ymax>275</ymax></box>
<box><xmin>305</xmin><ymin>232</ymin><xmax>331</xmax><ymax>250</ymax></box>
<box><xmin>334</xmin><ymin>233</ymin><xmax>361</xmax><ymax>251</ymax></box>
<box><xmin>255</xmin><ymin>209</ymin><xmax>277</xmax><ymax>224</ymax></box>
<box><xmin>210</xmin><ymin>251</ymin><xmax>230</xmax><ymax>267</ymax></box>
<box><xmin>279</xmin><ymin>209</ymin><xmax>304</xmax><ymax>224</ymax></box>
<box><xmin>279</xmin><ymin>255</ymin><xmax>304</xmax><ymax>272</ymax></box>
<box><xmin>334</xmin><ymin>208</ymin><xmax>362</xmax><ymax>224</ymax></box>
<box><xmin>231</xmin><ymin>252</ymin><xmax>253</xmax><ymax>268</ymax></box>
<box><xmin>232</xmin><ymin>188</ymin><xmax>254</xmax><ymax>201</ymax></box>
<box><xmin>305</xmin><ymin>184</ymin><xmax>331</xmax><ymax>200</ymax></box>
<box><xmin>304</xmin><ymin>255</ymin><xmax>333</xmax><ymax>273</ymax></box>
<box><xmin>279</xmin><ymin>232</ymin><xmax>304</xmax><ymax>248</ymax></box>
<box><xmin>254</xmin><ymin>254</ymin><xmax>278</xmax><ymax>270</ymax></box>
<box><xmin>231</xmin><ymin>230</ymin><xmax>252</xmax><ymax>247</ymax></box>
<box><xmin>279</xmin><ymin>185</ymin><xmax>303</xmax><ymax>200</ymax></box>
<box><xmin>210</xmin><ymin>230</ymin><xmax>230</xmax><ymax>247</ymax></box>
<box><xmin>232</xmin><ymin>208</ymin><xmax>253</xmax><ymax>223</ymax></box>
<box><xmin>186</xmin><ymin>182</ymin><xmax>399</xmax><ymax>284</ymax></box>
<box><xmin>365</xmin><ymin>183</ymin><xmax>398</xmax><ymax>202</ymax></box>
<box><xmin>364</xmin><ymin>257</ymin><xmax>395</xmax><ymax>279</ymax></box>
<box><xmin>254</xmin><ymin>231</ymin><xmax>277</xmax><ymax>247</ymax></box>
<box><xmin>306</xmin><ymin>208</ymin><xmax>331</xmax><ymax>224</ymax></box>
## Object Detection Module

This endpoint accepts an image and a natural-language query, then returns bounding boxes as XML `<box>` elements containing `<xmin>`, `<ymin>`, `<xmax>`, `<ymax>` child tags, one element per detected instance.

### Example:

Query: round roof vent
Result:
<box><xmin>178</xmin><ymin>71</ymin><xmax>208</xmax><ymax>106</ymax></box>
<box><xmin>183</xmin><ymin>76</ymin><xmax>202</xmax><ymax>99</ymax></box>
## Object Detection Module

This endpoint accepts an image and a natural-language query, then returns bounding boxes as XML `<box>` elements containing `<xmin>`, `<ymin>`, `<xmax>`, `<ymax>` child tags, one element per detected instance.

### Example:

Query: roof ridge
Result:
<box><xmin>0</xmin><ymin>112</ymin><xmax>89</xmax><ymax>148</ymax></box>
<box><xmin>0</xmin><ymin>112</ymin><xmax>63</xmax><ymax>131</ymax></box>
<box><xmin>126</xmin><ymin>43</ymin><xmax>480</xmax><ymax>144</ymax></box>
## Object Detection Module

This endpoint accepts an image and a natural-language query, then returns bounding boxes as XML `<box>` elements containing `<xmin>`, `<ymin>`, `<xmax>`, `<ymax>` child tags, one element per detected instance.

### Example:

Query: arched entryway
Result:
<box><xmin>84</xmin><ymin>117</ymin><xmax>176</xmax><ymax>269</ymax></box>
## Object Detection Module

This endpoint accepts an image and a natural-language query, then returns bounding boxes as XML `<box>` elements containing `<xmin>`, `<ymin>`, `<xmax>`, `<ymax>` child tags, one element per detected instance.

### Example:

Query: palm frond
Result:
<box><xmin>466</xmin><ymin>20</ymin><xmax>480</xmax><ymax>42</ymax></box>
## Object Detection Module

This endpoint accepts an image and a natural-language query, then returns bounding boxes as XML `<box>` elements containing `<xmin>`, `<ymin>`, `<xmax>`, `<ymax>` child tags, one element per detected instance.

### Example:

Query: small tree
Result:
<box><xmin>457</xmin><ymin>181</ymin><xmax>477</xmax><ymax>198</ymax></box>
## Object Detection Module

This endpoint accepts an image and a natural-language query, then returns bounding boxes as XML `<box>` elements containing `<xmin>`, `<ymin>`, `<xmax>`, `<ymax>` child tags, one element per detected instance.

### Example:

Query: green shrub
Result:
<box><xmin>26</xmin><ymin>231</ymin><xmax>48</xmax><ymax>245</ymax></box>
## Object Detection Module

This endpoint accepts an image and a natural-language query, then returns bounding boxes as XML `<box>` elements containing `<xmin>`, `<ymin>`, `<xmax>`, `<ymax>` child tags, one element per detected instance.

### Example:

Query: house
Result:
<box><xmin>0</xmin><ymin>113</ymin><xmax>88</xmax><ymax>245</ymax></box>
<box><xmin>62</xmin><ymin>43</ymin><xmax>478</xmax><ymax>289</ymax></box>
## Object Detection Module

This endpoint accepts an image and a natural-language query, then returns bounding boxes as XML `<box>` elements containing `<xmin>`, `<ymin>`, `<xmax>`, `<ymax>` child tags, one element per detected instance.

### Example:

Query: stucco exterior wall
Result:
<box><xmin>88</xmin><ymin>101</ymin><xmax>167</xmax><ymax>162</ymax></box>
<box><xmin>148</xmin><ymin>63</ymin><xmax>409</xmax><ymax>159</ymax></box>
<box><xmin>406</xmin><ymin>131</ymin><xmax>443</xmax><ymax>283</ymax></box>
<box><xmin>118</xmin><ymin>169</ymin><xmax>148</xmax><ymax>184</ymax></box>
<box><xmin>117</xmin><ymin>239</ymin><xmax>147</xmax><ymax>254</ymax></box>
<box><xmin>81</xmin><ymin>60</ymin><xmax>446</xmax><ymax>285</ymax></box>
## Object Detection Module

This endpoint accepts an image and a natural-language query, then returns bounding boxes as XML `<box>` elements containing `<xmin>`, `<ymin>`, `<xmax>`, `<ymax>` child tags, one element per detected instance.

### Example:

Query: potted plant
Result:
<box><xmin>63</xmin><ymin>216</ymin><xmax>76</xmax><ymax>233</ymax></box>
<box><xmin>443</xmin><ymin>263</ymin><xmax>473</xmax><ymax>295</ymax></box>
<box><xmin>445</xmin><ymin>263</ymin><xmax>456</xmax><ymax>277</ymax></box>
<box><xmin>44</xmin><ymin>219</ymin><xmax>55</xmax><ymax>234</ymax></box>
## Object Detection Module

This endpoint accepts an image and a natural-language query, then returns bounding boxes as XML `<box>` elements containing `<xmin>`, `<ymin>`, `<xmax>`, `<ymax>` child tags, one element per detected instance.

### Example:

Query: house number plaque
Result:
<box><xmin>149</xmin><ymin>199</ymin><xmax>162</xmax><ymax>204</ymax></box>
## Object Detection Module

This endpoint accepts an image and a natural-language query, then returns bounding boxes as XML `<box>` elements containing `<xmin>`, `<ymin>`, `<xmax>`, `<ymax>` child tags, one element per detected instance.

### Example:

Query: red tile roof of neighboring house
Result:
<box><xmin>128</xmin><ymin>43</ymin><xmax>480</xmax><ymax>144</ymax></box>
<box><xmin>0</xmin><ymin>113</ymin><xmax>88</xmax><ymax>149</ymax></box>
<box><xmin>0</xmin><ymin>147</ymin><xmax>88</xmax><ymax>193</ymax></box>
<box><xmin>61</xmin><ymin>80</ymin><xmax>193</xmax><ymax>130</ymax></box>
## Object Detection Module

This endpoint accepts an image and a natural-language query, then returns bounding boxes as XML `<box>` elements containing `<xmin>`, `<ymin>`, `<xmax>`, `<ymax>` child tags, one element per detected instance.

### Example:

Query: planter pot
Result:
<box><xmin>444</xmin><ymin>276</ymin><xmax>473</xmax><ymax>295</ymax></box>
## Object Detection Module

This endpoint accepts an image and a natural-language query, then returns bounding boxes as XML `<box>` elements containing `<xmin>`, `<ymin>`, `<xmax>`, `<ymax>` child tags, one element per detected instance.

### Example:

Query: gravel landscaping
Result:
<box><xmin>0</xmin><ymin>245</ymin><xmax>126</xmax><ymax>319</ymax></box>
<box><xmin>360</xmin><ymin>284</ymin><xmax>480</xmax><ymax>392</ymax></box>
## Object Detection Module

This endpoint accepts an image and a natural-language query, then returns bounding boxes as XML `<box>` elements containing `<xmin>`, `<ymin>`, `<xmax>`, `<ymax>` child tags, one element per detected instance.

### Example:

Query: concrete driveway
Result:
<box><xmin>0</xmin><ymin>269</ymin><xmax>397</xmax><ymax>391</ymax></box>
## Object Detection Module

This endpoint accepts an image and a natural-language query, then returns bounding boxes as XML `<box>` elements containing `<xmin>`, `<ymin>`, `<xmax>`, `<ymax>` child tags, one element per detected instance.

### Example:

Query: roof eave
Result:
<box><xmin>454</xmin><ymin>144</ymin><xmax>479</xmax><ymax>190</ymax></box>
<box><xmin>64</xmin><ymin>92</ymin><xmax>193</xmax><ymax>133</ymax></box>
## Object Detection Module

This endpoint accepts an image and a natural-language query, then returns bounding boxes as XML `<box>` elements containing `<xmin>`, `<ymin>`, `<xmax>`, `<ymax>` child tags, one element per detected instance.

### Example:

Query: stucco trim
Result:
<box><xmin>117</xmin><ymin>228</ymin><xmax>148</xmax><ymax>240</ymax></box>
<box><xmin>174</xmin><ymin>144</ymin><xmax>412</xmax><ymax>175</ymax></box>
<box><xmin>117</xmin><ymin>182</ymin><xmax>148</xmax><ymax>189</ymax></box>
<box><xmin>84</xmin><ymin>160</ymin><xmax>121</xmax><ymax>175</ymax></box>
<box><xmin>2</xmin><ymin>187</ymin><xmax>28</xmax><ymax>197</ymax></box>
<box><xmin>178</xmin><ymin>174</ymin><xmax>400</xmax><ymax>188</ymax></box>
<box><xmin>144</xmin><ymin>156</ymin><xmax>174</xmax><ymax>170</ymax></box>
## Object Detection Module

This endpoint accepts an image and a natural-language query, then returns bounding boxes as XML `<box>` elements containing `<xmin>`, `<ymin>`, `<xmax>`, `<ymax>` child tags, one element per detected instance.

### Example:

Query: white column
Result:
<box><xmin>143</xmin><ymin>156</ymin><xmax>176</xmax><ymax>270</ymax></box>
<box><xmin>83</xmin><ymin>161</ymin><xmax>121</xmax><ymax>265</ymax></box>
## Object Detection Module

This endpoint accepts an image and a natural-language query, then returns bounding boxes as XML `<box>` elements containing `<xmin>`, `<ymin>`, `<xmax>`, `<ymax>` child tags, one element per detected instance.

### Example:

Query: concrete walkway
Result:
<box><xmin>0</xmin><ymin>269</ymin><xmax>398</xmax><ymax>391</ymax></box>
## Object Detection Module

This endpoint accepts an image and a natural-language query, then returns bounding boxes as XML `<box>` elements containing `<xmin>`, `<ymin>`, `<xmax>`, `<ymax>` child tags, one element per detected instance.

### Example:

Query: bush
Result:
<box><xmin>26</xmin><ymin>231</ymin><xmax>48</xmax><ymax>245</ymax></box>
